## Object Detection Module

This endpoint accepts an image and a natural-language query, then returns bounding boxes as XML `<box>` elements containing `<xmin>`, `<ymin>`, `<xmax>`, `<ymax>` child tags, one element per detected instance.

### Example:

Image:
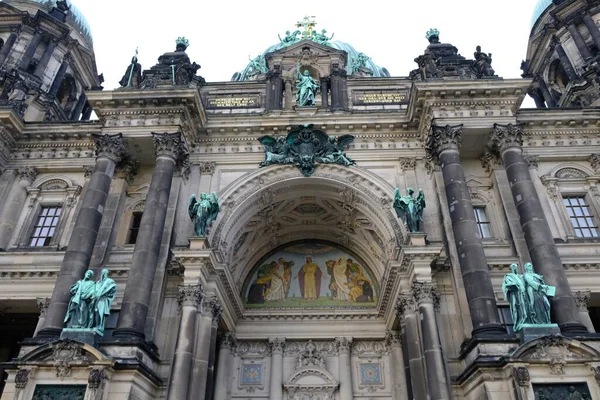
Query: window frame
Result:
<box><xmin>28</xmin><ymin>205</ymin><xmax>64</xmax><ymax>247</ymax></box>
<box><xmin>473</xmin><ymin>206</ymin><xmax>493</xmax><ymax>239</ymax></box>
<box><xmin>126</xmin><ymin>211</ymin><xmax>143</xmax><ymax>245</ymax></box>
<box><xmin>562</xmin><ymin>195</ymin><xmax>600</xmax><ymax>239</ymax></box>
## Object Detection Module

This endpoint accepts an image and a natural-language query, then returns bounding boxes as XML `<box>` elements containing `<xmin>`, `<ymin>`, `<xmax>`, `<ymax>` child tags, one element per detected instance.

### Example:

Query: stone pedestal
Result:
<box><xmin>405</xmin><ymin>232</ymin><xmax>427</xmax><ymax>246</ymax></box>
<box><xmin>518</xmin><ymin>324</ymin><xmax>560</xmax><ymax>344</ymax></box>
<box><xmin>60</xmin><ymin>328</ymin><xmax>103</xmax><ymax>347</ymax></box>
<box><xmin>189</xmin><ymin>237</ymin><xmax>210</xmax><ymax>250</ymax></box>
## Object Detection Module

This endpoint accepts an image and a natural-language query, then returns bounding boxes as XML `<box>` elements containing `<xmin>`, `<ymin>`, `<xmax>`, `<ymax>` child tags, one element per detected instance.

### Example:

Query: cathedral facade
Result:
<box><xmin>1</xmin><ymin>1</ymin><xmax>600</xmax><ymax>399</ymax></box>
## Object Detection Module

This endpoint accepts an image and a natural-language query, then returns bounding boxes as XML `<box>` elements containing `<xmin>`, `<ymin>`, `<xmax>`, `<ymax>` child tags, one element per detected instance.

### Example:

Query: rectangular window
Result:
<box><xmin>473</xmin><ymin>206</ymin><xmax>492</xmax><ymax>238</ymax></box>
<box><xmin>29</xmin><ymin>206</ymin><xmax>62</xmax><ymax>247</ymax></box>
<box><xmin>127</xmin><ymin>211</ymin><xmax>143</xmax><ymax>244</ymax></box>
<box><xmin>563</xmin><ymin>196</ymin><xmax>599</xmax><ymax>238</ymax></box>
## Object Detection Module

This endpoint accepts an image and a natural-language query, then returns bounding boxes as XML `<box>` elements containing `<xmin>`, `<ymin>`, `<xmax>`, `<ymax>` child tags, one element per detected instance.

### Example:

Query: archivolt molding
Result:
<box><xmin>210</xmin><ymin>164</ymin><xmax>405</xmax><ymax>283</ymax></box>
<box><xmin>31</xmin><ymin>175</ymin><xmax>76</xmax><ymax>191</ymax></box>
<box><xmin>550</xmin><ymin>163</ymin><xmax>594</xmax><ymax>179</ymax></box>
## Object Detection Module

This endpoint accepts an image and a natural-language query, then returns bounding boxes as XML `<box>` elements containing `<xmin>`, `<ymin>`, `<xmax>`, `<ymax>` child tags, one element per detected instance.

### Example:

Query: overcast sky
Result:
<box><xmin>73</xmin><ymin>0</ymin><xmax>540</xmax><ymax>93</ymax></box>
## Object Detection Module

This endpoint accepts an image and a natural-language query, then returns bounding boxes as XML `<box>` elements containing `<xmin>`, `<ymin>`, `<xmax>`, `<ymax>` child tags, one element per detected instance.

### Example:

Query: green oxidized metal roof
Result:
<box><xmin>4</xmin><ymin>0</ymin><xmax>92</xmax><ymax>45</ymax></box>
<box><xmin>232</xmin><ymin>16</ymin><xmax>390</xmax><ymax>81</ymax></box>
<box><xmin>531</xmin><ymin>0</ymin><xmax>552</xmax><ymax>28</ymax></box>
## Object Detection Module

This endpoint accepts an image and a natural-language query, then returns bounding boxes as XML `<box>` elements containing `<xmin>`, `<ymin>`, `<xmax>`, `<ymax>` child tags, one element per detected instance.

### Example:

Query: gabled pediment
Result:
<box><xmin>268</xmin><ymin>39</ymin><xmax>347</xmax><ymax>58</ymax></box>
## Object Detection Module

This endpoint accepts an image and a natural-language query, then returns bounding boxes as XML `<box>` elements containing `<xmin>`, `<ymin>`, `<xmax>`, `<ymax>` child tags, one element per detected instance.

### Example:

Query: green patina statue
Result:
<box><xmin>296</xmin><ymin>62</ymin><xmax>319</xmax><ymax>107</ymax></box>
<box><xmin>393</xmin><ymin>188</ymin><xmax>426</xmax><ymax>232</ymax></box>
<box><xmin>502</xmin><ymin>262</ymin><xmax>555</xmax><ymax>332</ymax></box>
<box><xmin>248</xmin><ymin>54</ymin><xmax>268</xmax><ymax>76</ymax></box>
<box><xmin>188</xmin><ymin>192</ymin><xmax>220</xmax><ymax>237</ymax></box>
<box><xmin>64</xmin><ymin>269</ymin><xmax>117</xmax><ymax>335</ymax></box>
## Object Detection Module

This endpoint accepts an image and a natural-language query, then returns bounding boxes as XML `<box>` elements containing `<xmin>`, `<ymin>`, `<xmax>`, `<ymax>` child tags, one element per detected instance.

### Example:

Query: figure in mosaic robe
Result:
<box><xmin>64</xmin><ymin>270</ymin><xmax>95</xmax><ymax>329</ymax></box>
<box><xmin>93</xmin><ymin>268</ymin><xmax>117</xmax><ymax>335</ymax></box>
<box><xmin>330</xmin><ymin>257</ymin><xmax>351</xmax><ymax>301</ymax></box>
<box><xmin>297</xmin><ymin>257</ymin><xmax>323</xmax><ymax>300</ymax></box>
<box><xmin>265</xmin><ymin>262</ymin><xmax>286</xmax><ymax>301</ymax></box>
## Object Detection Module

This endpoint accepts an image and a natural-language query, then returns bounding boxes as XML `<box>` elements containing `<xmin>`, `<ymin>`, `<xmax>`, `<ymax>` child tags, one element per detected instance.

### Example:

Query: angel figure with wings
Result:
<box><xmin>188</xmin><ymin>192</ymin><xmax>220</xmax><ymax>237</ymax></box>
<box><xmin>257</xmin><ymin>135</ymin><xmax>291</xmax><ymax>166</ymax></box>
<box><xmin>393</xmin><ymin>188</ymin><xmax>426</xmax><ymax>233</ymax></box>
<box><xmin>319</xmin><ymin>135</ymin><xmax>356</xmax><ymax>166</ymax></box>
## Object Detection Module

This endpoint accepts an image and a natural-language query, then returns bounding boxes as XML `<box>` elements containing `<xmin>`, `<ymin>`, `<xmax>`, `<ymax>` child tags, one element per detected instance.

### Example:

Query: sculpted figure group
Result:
<box><xmin>393</xmin><ymin>188</ymin><xmax>426</xmax><ymax>233</ymax></box>
<box><xmin>64</xmin><ymin>269</ymin><xmax>117</xmax><ymax>335</ymax></box>
<box><xmin>188</xmin><ymin>192</ymin><xmax>220</xmax><ymax>237</ymax></box>
<box><xmin>502</xmin><ymin>262</ymin><xmax>556</xmax><ymax>332</ymax></box>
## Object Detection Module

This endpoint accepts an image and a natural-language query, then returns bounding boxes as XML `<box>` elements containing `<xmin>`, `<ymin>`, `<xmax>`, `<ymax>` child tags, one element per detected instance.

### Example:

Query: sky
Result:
<box><xmin>72</xmin><ymin>0</ymin><xmax>540</xmax><ymax>92</ymax></box>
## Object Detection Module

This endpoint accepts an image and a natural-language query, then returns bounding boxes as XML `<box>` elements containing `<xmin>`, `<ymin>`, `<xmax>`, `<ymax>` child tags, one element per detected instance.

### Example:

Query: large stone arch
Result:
<box><xmin>209</xmin><ymin>163</ymin><xmax>405</xmax><ymax>285</ymax></box>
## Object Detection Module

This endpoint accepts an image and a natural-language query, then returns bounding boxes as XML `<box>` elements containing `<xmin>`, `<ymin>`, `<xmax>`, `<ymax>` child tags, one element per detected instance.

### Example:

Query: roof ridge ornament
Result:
<box><xmin>176</xmin><ymin>36</ymin><xmax>189</xmax><ymax>51</ymax></box>
<box><xmin>426</xmin><ymin>28</ymin><xmax>440</xmax><ymax>42</ymax></box>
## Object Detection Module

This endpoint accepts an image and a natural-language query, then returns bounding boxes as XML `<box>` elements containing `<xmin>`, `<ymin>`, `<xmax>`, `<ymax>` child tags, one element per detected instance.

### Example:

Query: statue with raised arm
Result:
<box><xmin>189</xmin><ymin>192</ymin><xmax>220</xmax><ymax>237</ymax></box>
<box><xmin>502</xmin><ymin>263</ymin><xmax>528</xmax><ymax>331</ymax></box>
<box><xmin>93</xmin><ymin>269</ymin><xmax>117</xmax><ymax>335</ymax></box>
<box><xmin>64</xmin><ymin>270</ymin><xmax>96</xmax><ymax>329</ymax></box>
<box><xmin>472</xmin><ymin>45</ymin><xmax>495</xmax><ymax>78</ymax></box>
<box><xmin>393</xmin><ymin>188</ymin><xmax>426</xmax><ymax>232</ymax></box>
<box><xmin>522</xmin><ymin>262</ymin><xmax>555</xmax><ymax>325</ymax></box>
<box><xmin>295</xmin><ymin>62</ymin><xmax>319</xmax><ymax>107</ymax></box>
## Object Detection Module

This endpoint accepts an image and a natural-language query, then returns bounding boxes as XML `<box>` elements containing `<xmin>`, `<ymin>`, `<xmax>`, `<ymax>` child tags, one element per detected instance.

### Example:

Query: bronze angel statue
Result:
<box><xmin>258</xmin><ymin>135</ymin><xmax>291</xmax><ymax>166</ymax></box>
<box><xmin>189</xmin><ymin>192</ymin><xmax>220</xmax><ymax>237</ymax></box>
<box><xmin>393</xmin><ymin>188</ymin><xmax>426</xmax><ymax>233</ymax></box>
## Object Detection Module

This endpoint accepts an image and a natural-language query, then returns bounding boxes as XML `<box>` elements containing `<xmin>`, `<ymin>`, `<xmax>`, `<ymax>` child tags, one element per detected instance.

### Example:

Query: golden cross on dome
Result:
<box><xmin>296</xmin><ymin>16</ymin><xmax>317</xmax><ymax>39</ymax></box>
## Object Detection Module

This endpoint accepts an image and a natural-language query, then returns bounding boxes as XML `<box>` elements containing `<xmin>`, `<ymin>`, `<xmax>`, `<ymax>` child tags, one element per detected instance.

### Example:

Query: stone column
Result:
<box><xmin>335</xmin><ymin>337</ymin><xmax>353</xmax><ymax>400</ymax></box>
<box><xmin>320</xmin><ymin>78</ymin><xmax>329</xmax><ymax>108</ymax></box>
<box><xmin>536</xmin><ymin>77</ymin><xmax>557</xmax><ymax>108</ymax></box>
<box><xmin>567</xmin><ymin>25</ymin><xmax>592</xmax><ymax>60</ymax></box>
<box><xmin>37</xmin><ymin>133</ymin><xmax>126</xmax><ymax>338</ymax></box>
<box><xmin>527</xmin><ymin>88</ymin><xmax>546</xmax><ymax>108</ymax></box>
<box><xmin>489</xmin><ymin>124</ymin><xmax>587</xmax><ymax>334</ymax></box>
<box><xmin>188</xmin><ymin>296</ymin><xmax>221</xmax><ymax>400</ymax></box>
<box><xmin>284</xmin><ymin>80</ymin><xmax>293</xmax><ymax>110</ymax></box>
<box><xmin>426</xmin><ymin>125</ymin><xmax>505</xmax><ymax>336</ymax></box>
<box><xmin>0</xmin><ymin>167</ymin><xmax>38</xmax><ymax>250</ymax></box>
<box><xmin>551</xmin><ymin>36</ymin><xmax>579</xmax><ymax>82</ymax></box>
<box><xmin>205</xmin><ymin>312</ymin><xmax>220</xmax><ymax>400</ymax></box>
<box><xmin>33</xmin><ymin>298</ymin><xmax>50</xmax><ymax>336</ymax></box>
<box><xmin>114</xmin><ymin>132</ymin><xmax>187</xmax><ymax>339</ymax></box>
<box><xmin>583</xmin><ymin>15</ymin><xmax>600</xmax><ymax>51</ymax></box>
<box><xmin>48</xmin><ymin>55</ymin><xmax>70</xmax><ymax>98</ymax></box>
<box><xmin>214</xmin><ymin>333</ymin><xmax>236</xmax><ymax>400</ymax></box>
<box><xmin>265</xmin><ymin>66</ymin><xmax>283</xmax><ymax>111</ymax></box>
<box><xmin>574</xmin><ymin>291</ymin><xmax>595</xmax><ymax>333</ymax></box>
<box><xmin>413</xmin><ymin>282</ymin><xmax>451</xmax><ymax>400</ymax></box>
<box><xmin>33</xmin><ymin>38</ymin><xmax>58</xmax><ymax>78</ymax></box>
<box><xmin>268</xmin><ymin>337</ymin><xmax>285</xmax><ymax>400</ymax></box>
<box><xmin>386</xmin><ymin>330</ymin><xmax>409</xmax><ymax>400</ymax></box>
<box><xmin>0</xmin><ymin>29</ymin><xmax>19</xmax><ymax>67</ymax></box>
<box><xmin>166</xmin><ymin>285</ymin><xmax>202</xmax><ymax>400</ymax></box>
<box><xmin>81</xmin><ymin>103</ymin><xmax>93</xmax><ymax>121</ymax></box>
<box><xmin>397</xmin><ymin>295</ymin><xmax>427</xmax><ymax>399</ymax></box>
<box><xmin>69</xmin><ymin>93</ymin><xmax>87</xmax><ymax>121</ymax></box>
<box><xmin>18</xmin><ymin>29</ymin><xmax>43</xmax><ymax>70</ymax></box>
<box><xmin>330</xmin><ymin>65</ymin><xmax>347</xmax><ymax>111</ymax></box>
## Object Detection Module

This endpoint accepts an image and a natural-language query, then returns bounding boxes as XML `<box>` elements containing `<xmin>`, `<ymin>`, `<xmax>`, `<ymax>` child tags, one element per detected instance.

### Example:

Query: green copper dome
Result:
<box><xmin>531</xmin><ymin>0</ymin><xmax>552</xmax><ymax>27</ymax></box>
<box><xmin>232</xmin><ymin>17</ymin><xmax>390</xmax><ymax>81</ymax></box>
<box><xmin>3</xmin><ymin>0</ymin><xmax>92</xmax><ymax>45</ymax></box>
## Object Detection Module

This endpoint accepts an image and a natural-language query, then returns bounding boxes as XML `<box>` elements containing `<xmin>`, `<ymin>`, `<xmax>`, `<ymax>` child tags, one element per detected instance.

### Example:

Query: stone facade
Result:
<box><xmin>1</xmin><ymin>4</ymin><xmax>600</xmax><ymax>400</ymax></box>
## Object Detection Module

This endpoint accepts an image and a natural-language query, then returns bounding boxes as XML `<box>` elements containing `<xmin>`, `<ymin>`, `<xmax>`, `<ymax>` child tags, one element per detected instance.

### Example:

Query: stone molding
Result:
<box><xmin>295</xmin><ymin>340</ymin><xmax>325</xmax><ymax>368</ymax></box>
<box><xmin>511</xmin><ymin>366</ymin><xmax>530</xmax><ymax>387</ymax></box>
<box><xmin>92</xmin><ymin>133</ymin><xmax>127</xmax><ymax>163</ymax></box>
<box><xmin>269</xmin><ymin>337</ymin><xmax>286</xmax><ymax>355</ymax></box>
<box><xmin>399</xmin><ymin>158</ymin><xmax>416</xmax><ymax>170</ymax></box>
<box><xmin>16</xmin><ymin>166</ymin><xmax>38</xmax><ymax>183</ymax></box>
<box><xmin>426</xmin><ymin>124</ymin><xmax>463</xmax><ymax>163</ymax></box>
<box><xmin>489</xmin><ymin>123</ymin><xmax>525</xmax><ymax>154</ymax></box>
<box><xmin>177</xmin><ymin>284</ymin><xmax>202</xmax><ymax>308</ymax></box>
<box><xmin>574</xmin><ymin>290</ymin><xmax>591</xmax><ymax>309</ymax></box>
<box><xmin>351</xmin><ymin>339</ymin><xmax>388</xmax><ymax>356</ymax></box>
<box><xmin>334</xmin><ymin>337</ymin><xmax>352</xmax><ymax>353</ymax></box>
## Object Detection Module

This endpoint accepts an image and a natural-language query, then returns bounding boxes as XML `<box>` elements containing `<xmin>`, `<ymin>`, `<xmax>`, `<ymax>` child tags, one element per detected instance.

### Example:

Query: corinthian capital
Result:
<box><xmin>152</xmin><ymin>132</ymin><xmax>189</xmax><ymax>164</ymax></box>
<box><xmin>395</xmin><ymin>294</ymin><xmax>415</xmax><ymax>317</ymax></box>
<box><xmin>574</xmin><ymin>291</ymin><xmax>591</xmax><ymax>309</ymax></box>
<box><xmin>200</xmin><ymin>295</ymin><xmax>222</xmax><ymax>320</ymax></box>
<box><xmin>219</xmin><ymin>332</ymin><xmax>237</xmax><ymax>350</ymax></box>
<box><xmin>426</xmin><ymin>124</ymin><xmax>463</xmax><ymax>164</ymax></box>
<box><xmin>177</xmin><ymin>284</ymin><xmax>202</xmax><ymax>308</ymax></box>
<box><xmin>335</xmin><ymin>337</ymin><xmax>352</xmax><ymax>353</ymax></box>
<box><xmin>269</xmin><ymin>337</ymin><xmax>286</xmax><ymax>355</ymax></box>
<box><xmin>489</xmin><ymin>123</ymin><xmax>524</xmax><ymax>154</ymax></box>
<box><xmin>93</xmin><ymin>133</ymin><xmax>127</xmax><ymax>163</ymax></box>
<box><xmin>412</xmin><ymin>282</ymin><xmax>440</xmax><ymax>306</ymax></box>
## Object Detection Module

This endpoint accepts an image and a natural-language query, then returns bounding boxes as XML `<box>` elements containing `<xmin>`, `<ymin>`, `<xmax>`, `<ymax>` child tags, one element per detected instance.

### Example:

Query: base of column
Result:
<box><xmin>112</xmin><ymin>327</ymin><xmax>146</xmax><ymax>340</ymax></box>
<box><xmin>61</xmin><ymin>328</ymin><xmax>103</xmax><ymax>347</ymax></box>
<box><xmin>34</xmin><ymin>326</ymin><xmax>62</xmax><ymax>339</ymax></box>
<box><xmin>471</xmin><ymin>323</ymin><xmax>507</xmax><ymax>337</ymax></box>
<box><xmin>518</xmin><ymin>324</ymin><xmax>560</xmax><ymax>344</ymax></box>
<box><xmin>559</xmin><ymin>322</ymin><xmax>593</xmax><ymax>336</ymax></box>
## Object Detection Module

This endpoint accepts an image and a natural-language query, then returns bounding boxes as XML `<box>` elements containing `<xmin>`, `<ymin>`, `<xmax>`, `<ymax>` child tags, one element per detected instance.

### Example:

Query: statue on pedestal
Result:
<box><xmin>393</xmin><ymin>188</ymin><xmax>426</xmax><ymax>232</ymax></box>
<box><xmin>64</xmin><ymin>270</ymin><xmax>96</xmax><ymax>329</ymax></box>
<box><xmin>189</xmin><ymin>192</ymin><xmax>220</xmax><ymax>237</ymax></box>
<box><xmin>295</xmin><ymin>62</ymin><xmax>318</xmax><ymax>107</ymax></box>
<box><xmin>94</xmin><ymin>269</ymin><xmax>117</xmax><ymax>335</ymax></box>
<box><xmin>502</xmin><ymin>262</ymin><xmax>555</xmax><ymax>332</ymax></box>
<box><xmin>472</xmin><ymin>45</ymin><xmax>495</xmax><ymax>78</ymax></box>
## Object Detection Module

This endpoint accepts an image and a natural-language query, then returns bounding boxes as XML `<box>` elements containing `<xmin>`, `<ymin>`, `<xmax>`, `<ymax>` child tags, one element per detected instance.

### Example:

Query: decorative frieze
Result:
<box><xmin>16</xmin><ymin>166</ymin><xmax>38</xmax><ymax>183</ymax></box>
<box><xmin>284</xmin><ymin>341</ymin><xmax>337</xmax><ymax>357</ymax></box>
<box><xmin>399</xmin><ymin>157</ymin><xmax>416</xmax><ymax>170</ymax></box>
<box><xmin>177</xmin><ymin>284</ymin><xmax>202</xmax><ymax>308</ymax></box>
<box><xmin>235</xmin><ymin>341</ymin><xmax>270</xmax><ymax>357</ymax></box>
<box><xmin>488</xmin><ymin>123</ymin><xmax>524</xmax><ymax>153</ymax></box>
<box><xmin>352</xmin><ymin>340</ymin><xmax>388</xmax><ymax>357</ymax></box>
<box><xmin>426</xmin><ymin>124</ymin><xmax>463</xmax><ymax>163</ymax></box>
<box><xmin>92</xmin><ymin>133</ymin><xmax>127</xmax><ymax>163</ymax></box>
<box><xmin>199</xmin><ymin>161</ymin><xmax>216</xmax><ymax>175</ymax></box>
<box><xmin>52</xmin><ymin>341</ymin><xmax>85</xmax><ymax>378</ymax></box>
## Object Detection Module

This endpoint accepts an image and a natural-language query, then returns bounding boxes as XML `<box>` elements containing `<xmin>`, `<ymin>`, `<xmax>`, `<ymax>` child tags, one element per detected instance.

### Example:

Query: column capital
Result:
<box><xmin>385</xmin><ymin>330</ymin><xmax>402</xmax><ymax>348</ymax></box>
<box><xmin>15</xmin><ymin>166</ymin><xmax>38</xmax><ymax>183</ymax></box>
<box><xmin>177</xmin><ymin>284</ymin><xmax>202</xmax><ymax>308</ymax></box>
<box><xmin>117</xmin><ymin>158</ymin><xmax>139</xmax><ymax>184</ymax></box>
<box><xmin>524</xmin><ymin>154</ymin><xmax>539</xmax><ymax>169</ymax></box>
<box><xmin>480</xmin><ymin>148</ymin><xmax>503</xmax><ymax>173</ymax></box>
<box><xmin>335</xmin><ymin>337</ymin><xmax>353</xmax><ymax>354</ymax></box>
<box><xmin>200</xmin><ymin>295</ymin><xmax>222</xmax><ymax>321</ymax></box>
<box><xmin>92</xmin><ymin>133</ymin><xmax>127</xmax><ymax>163</ymax></box>
<box><xmin>489</xmin><ymin>123</ymin><xmax>524</xmax><ymax>154</ymax></box>
<box><xmin>37</xmin><ymin>297</ymin><xmax>50</xmax><ymax>317</ymax></box>
<box><xmin>395</xmin><ymin>294</ymin><xmax>416</xmax><ymax>317</ymax></box>
<box><xmin>426</xmin><ymin>124</ymin><xmax>463</xmax><ymax>163</ymax></box>
<box><xmin>412</xmin><ymin>281</ymin><xmax>440</xmax><ymax>307</ymax></box>
<box><xmin>590</xmin><ymin>154</ymin><xmax>600</xmax><ymax>172</ymax></box>
<box><xmin>269</xmin><ymin>337</ymin><xmax>286</xmax><ymax>355</ymax></box>
<box><xmin>574</xmin><ymin>290</ymin><xmax>591</xmax><ymax>309</ymax></box>
<box><xmin>199</xmin><ymin>161</ymin><xmax>216</xmax><ymax>175</ymax></box>
<box><xmin>219</xmin><ymin>332</ymin><xmax>237</xmax><ymax>350</ymax></box>
<box><xmin>152</xmin><ymin>132</ymin><xmax>189</xmax><ymax>161</ymax></box>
